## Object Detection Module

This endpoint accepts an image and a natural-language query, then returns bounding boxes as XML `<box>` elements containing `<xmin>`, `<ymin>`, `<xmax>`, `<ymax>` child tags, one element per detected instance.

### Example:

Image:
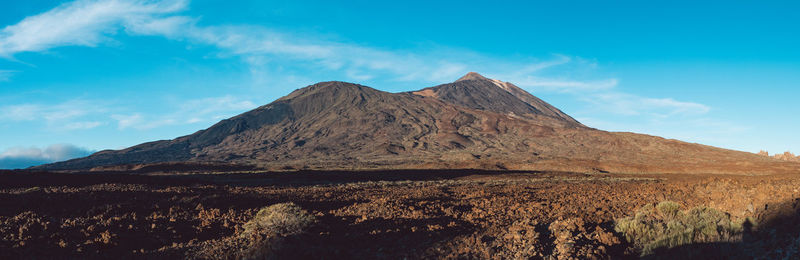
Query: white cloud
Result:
<box><xmin>0</xmin><ymin>95</ymin><xmax>255</xmax><ymax>132</ymax></box>
<box><xmin>112</xmin><ymin>95</ymin><xmax>256</xmax><ymax>130</ymax></box>
<box><xmin>174</xmin><ymin>24</ymin><xmax>480</xmax><ymax>83</ymax></box>
<box><xmin>111</xmin><ymin>113</ymin><xmax>143</xmax><ymax>129</ymax></box>
<box><xmin>63</xmin><ymin>121</ymin><xmax>104</xmax><ymax>130</ymax></box>
<box><xmin>0</xmin><ymin>70</ymin><xmax>16</xmax><ymax>81</ymax></box>
<box><xmin>0</xmin><ymin>104</ymin><xmax>40</xmax><ymax>120</ymax></box>
<box><xmin>179</xmin><ymin>95</ymin><xmax>256</xmax><ymax>117</ymax></box>
<box><xmin>0</xmin><ymin>144</ymin><xmax>94</xmax><ymax>169</ymax></box>
<box><xmin>112</xmin><ymin>113</ymin><xmax>177</xmax><ymax>130</ymax></box>
<box><xmin>0</xmin><ymin>0</ymin><xmax>188</xmax><ymax>57</ymax></box>
<box><xmin>513</xmin><ymin>77</ymin><xmax>618</xmax><ymax>92</ymax></box>
<box><xmin>639</xmin><ymin>97</ymin><xmax>711</xmax><ymax>115</ymax></box>
<box><xmin>587</xmin><ymin>93</ymin><xmax>710</xmax><ymax>116</ymax></box>
<box><xmin>0</xmin><ymin>99</ymin><xmax>111</xmax><ymax>132</ymax></box>
<box><xmin>0</xmin><ymin>99</ymin><xmax>106</xmax><ymax>124</ymax></box>
<box><xmin>574</xmin><ymin>115</ymin><xmax>753</xmax><ymax>153</ymax></box>
<box><xmin>123</xmin><ymin>14</ymin><xmax>193</xmax><ymax>37</ymax></box>
<box><xmin>516</xmin><ymin>54</ymin><xmax>572</xmax><ymax>74</ymax></box>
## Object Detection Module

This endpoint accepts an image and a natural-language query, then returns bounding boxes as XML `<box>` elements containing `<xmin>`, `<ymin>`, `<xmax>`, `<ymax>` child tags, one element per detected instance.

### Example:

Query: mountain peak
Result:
<box><xmin>428</xmin><ymin>72</ymin><xmax>584</xmax><ymax>126</ymax></box>
<box><xmin>35</xmin><ymin>77</ymin><xmax>799</xmax><ymax>175</ymax></box>
<box><xmin>456</xmin><ymin>72</ymin><xmax>491</xmax><ymax>82</ymax></box>
<box><xmin>278</xmin><ymin>81</ymin><xmax>379</xmax><ymax>101</ymax></box>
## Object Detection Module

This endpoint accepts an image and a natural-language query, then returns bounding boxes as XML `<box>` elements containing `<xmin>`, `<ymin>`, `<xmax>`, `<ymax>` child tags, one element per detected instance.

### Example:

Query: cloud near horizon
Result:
<box><xmin>0</xmin><ymin>144</ymin><xmax>94</xmax><ymax>169</ymax></box>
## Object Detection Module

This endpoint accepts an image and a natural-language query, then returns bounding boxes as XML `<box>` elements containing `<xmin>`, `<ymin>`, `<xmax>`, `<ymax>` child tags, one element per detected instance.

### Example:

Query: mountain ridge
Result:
<box><xmin>36</xmin><ymin>73</ymin><xmax>800</xmax><ymax>174</ymax></box>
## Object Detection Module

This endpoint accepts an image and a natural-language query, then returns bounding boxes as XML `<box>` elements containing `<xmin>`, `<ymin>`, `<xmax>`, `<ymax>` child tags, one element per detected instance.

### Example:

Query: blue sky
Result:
<box><xmin>1</xmin><ymin>0</ymin><xmax>799</xmax><ymax>168</ymax></box>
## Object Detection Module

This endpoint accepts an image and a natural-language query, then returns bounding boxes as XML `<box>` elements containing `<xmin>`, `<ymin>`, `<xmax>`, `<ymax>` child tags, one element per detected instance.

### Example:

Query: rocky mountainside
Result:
<box><xmin>412</xmin><ymin>72</ymin><xmax>583</xmax><ymax>126</ymax></box>
<box><xmin>37</xmin><ymin>73</ymin><xmax>800</xmax><ymax>174</ymax></box>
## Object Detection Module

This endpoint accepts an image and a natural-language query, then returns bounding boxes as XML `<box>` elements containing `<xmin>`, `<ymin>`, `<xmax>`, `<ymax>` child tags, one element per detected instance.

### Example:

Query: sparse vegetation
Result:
<box><xmin>241</xmin><ymin>202</ymin><xmax>315</xmax><ymax>238</ymax></box>
<box><xmin>615</xmin><ymin>201</ymin><xmax>751</xmax><ymax>256</ymax></box>
<box><xmin>4</xmin><ymin>171</ymin><xmax>800</xmax><ymax>259</ymax></box>
<box><xmin>21</xmin><ymin>187</ymin><xmax>41</xmax><ymax>193</ymax></box>
<box><xmin>238</xmin><ymin>202</ymin><xmax>316</xmax><ymax>259</ymax></box>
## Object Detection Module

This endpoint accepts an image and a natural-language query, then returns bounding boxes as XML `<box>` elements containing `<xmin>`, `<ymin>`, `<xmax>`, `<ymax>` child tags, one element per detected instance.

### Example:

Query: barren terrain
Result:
<box><xmin>3</xmin><ymin>169</ymin><xmax>799</xmax><ymax>259</ymax></box>
<box><xmin>10</xmin><ymin>73</ymin><xmax>800</xmax><ymax>259</ymax></box>
<box><xmin>38</xmin><ymin>75</ymin><xmax>800</xmax><ymax>176</ymax></box>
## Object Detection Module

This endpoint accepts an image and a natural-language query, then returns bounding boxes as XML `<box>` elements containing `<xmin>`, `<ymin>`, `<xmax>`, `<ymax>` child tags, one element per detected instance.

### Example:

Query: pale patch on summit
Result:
<box><xmin>490</xmin><ymin>78</ymin><xmax>514</xmax><ymax>92</ymax></box>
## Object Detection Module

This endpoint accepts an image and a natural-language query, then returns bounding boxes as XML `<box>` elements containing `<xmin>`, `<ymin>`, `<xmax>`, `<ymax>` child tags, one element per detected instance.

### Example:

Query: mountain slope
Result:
<box><xmin>37</xmin><ymin>74</ymin><xmax>800</xmax><ymax>174</ymax></box>
<box><xmin>413</xmin><ymin>72</ymin><xmax>583</xmax><ymax>126</ymax></box>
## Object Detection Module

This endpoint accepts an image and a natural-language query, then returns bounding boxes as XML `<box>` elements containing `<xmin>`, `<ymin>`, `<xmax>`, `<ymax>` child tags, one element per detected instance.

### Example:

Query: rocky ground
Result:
<box><xmin>1</xmin><ymin>169</ymin><xmax>799</xmax><ymax>259</ymax></box>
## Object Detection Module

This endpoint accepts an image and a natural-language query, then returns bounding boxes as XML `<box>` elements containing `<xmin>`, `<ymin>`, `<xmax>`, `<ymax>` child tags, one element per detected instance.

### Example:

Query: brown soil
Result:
<box><xmin>2</xmin><ymin>169</ymin><xmax>799</xmax><ymax>259</ymax></box>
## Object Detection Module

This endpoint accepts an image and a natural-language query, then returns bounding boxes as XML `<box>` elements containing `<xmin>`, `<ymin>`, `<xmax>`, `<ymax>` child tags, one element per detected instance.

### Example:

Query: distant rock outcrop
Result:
<box><xmin>775</xmin><ymin>152</ymin><xmax>800</xmax><ymax>161</ymax></box>
<box><xmin>757</xmin><ymin>150</ymin><xmax>800</xmax><ymax>162</ymax></box>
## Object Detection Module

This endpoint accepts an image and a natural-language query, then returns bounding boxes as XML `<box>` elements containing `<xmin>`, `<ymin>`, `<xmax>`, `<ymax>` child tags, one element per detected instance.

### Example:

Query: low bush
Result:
<box><xmin>239</xmin><ymin>202</ymin><xmax>316</xmax><ymax>259</ymax></box>
<box><xmin>241</xmin><ymin>202</ymin><xmax>315</xmax><ymax>238</ymax></box>
<box><xmin>615</xmin><ymin>201</ymin><xmax>750</xmax><ymax>256</ymax></box>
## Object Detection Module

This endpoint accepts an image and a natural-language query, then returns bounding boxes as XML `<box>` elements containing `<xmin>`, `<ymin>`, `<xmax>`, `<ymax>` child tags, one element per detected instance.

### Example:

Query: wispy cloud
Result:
<box><xmin>587</xmin><ymin>93</ymin><xmax>710</xmax><ymax>117</ymax></box>
<box><xmin>513</xmin><ymin>77</ymin><xmax>618</xmax><ymax>92</ymax></box>
<box><xmin>64</xmin><ymin>121</ymin><xmax>104</xmax><ymax>130</ymax></box>
<box><xmin>0</xmin><ymin>70</ymin><xmax>17</xmax><ymax>81</ymax></box>
<box><xmin>0</xmin><ymin>104</ymin><xmax>39</xmax><ymax>121</ymax></box>
<box><xmin>178</xmin><ymin>95</ymin><xmax>256</xmax><ymax>121</ymax></box>
<box><xmin>111</xmin><ymin>113</ymin><xmax>142</xmax><ymax>129</ymax></box>
<box><xmin>0</xmin><ymin>99</ymin><xmax>108</xmax><ymax>131</ymax></box>
<box><xmin>112</xmin><ymin>95</ymin><xmax>256</xmax><ymax>130</ymax></box>
<box><xmin>637</xmin><ymin>97</ymin><xmax>711</xmax><ymax>115</ymax></box>
<box><xmin>504</xmin><ymin>54</ymin><xmax>573</xmax><ymax>76</ymax></box>
<box><xmin>0</xmin><ymin>94</ymin><xmax>254</xmax><ymax>132</ymax></box>
<box><xmin>175</xmin><ymin>24</ymin><xmax>479</xmax><ymax>83</ymax></box>
<box><xmin>575</xmin><ymin>115</ymin><xmax>752</xmax><ymax>152</ymax></box>
<box><xmin>0</xmin><ymin>99</ymin><xmax>103</xmax><ymax>122</ymax></box>
<box><xmin>111</xmin><ymin>113</ymin><xmax>173</xmax><ymax>130</ymax></box>
<box><xmin>0</xmin><ymin>0</ymin><xmax>189</xmax><ymax>57</ymax></box>
<box><xmin>0</xmin><ymin>144</ymin><xmax>94</xmax><ymax>169</ymax></box>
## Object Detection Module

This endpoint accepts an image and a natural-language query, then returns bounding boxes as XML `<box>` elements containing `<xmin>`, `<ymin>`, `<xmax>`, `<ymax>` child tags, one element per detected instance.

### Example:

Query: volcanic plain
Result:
<box><xmin>2</xmin><ymin>169</ymin><xmax>800</xmax><ymax>259</ymax></box>
<box><xmin>5</xmin><ymin>73</ymin><xmax>800</xmax><ymax>259</ymax></box>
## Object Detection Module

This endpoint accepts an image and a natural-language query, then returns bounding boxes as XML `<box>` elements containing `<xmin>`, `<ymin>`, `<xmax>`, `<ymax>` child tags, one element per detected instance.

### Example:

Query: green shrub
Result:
<box><xmin>614</xmin><ymin>201</ymin><xmax>748</xmax><ymax>256</ymax></box>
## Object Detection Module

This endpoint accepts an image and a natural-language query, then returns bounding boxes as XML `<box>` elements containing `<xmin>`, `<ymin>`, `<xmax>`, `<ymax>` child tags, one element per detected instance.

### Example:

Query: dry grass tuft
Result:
<box><xmin>241</xmin><ymin>202</ymin><xmax>315</xmax><ymax>238</ymax></box>
<box><xmin>615</xmin><ymin>201</ymin><xmax>749</xmax><ymax>256</ymax></box>
<box><xmin>238</xmin><ymin>202</ymin><xmax>316</xmax><ymax>259</ymax></box>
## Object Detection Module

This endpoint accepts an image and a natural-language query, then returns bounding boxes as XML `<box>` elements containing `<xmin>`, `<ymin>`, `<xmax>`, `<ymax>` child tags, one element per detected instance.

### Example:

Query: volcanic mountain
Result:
<box><xmin>38</xmin><ymin>73</ymin><xmax>799</xmax><ymax>174</ymax></box>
